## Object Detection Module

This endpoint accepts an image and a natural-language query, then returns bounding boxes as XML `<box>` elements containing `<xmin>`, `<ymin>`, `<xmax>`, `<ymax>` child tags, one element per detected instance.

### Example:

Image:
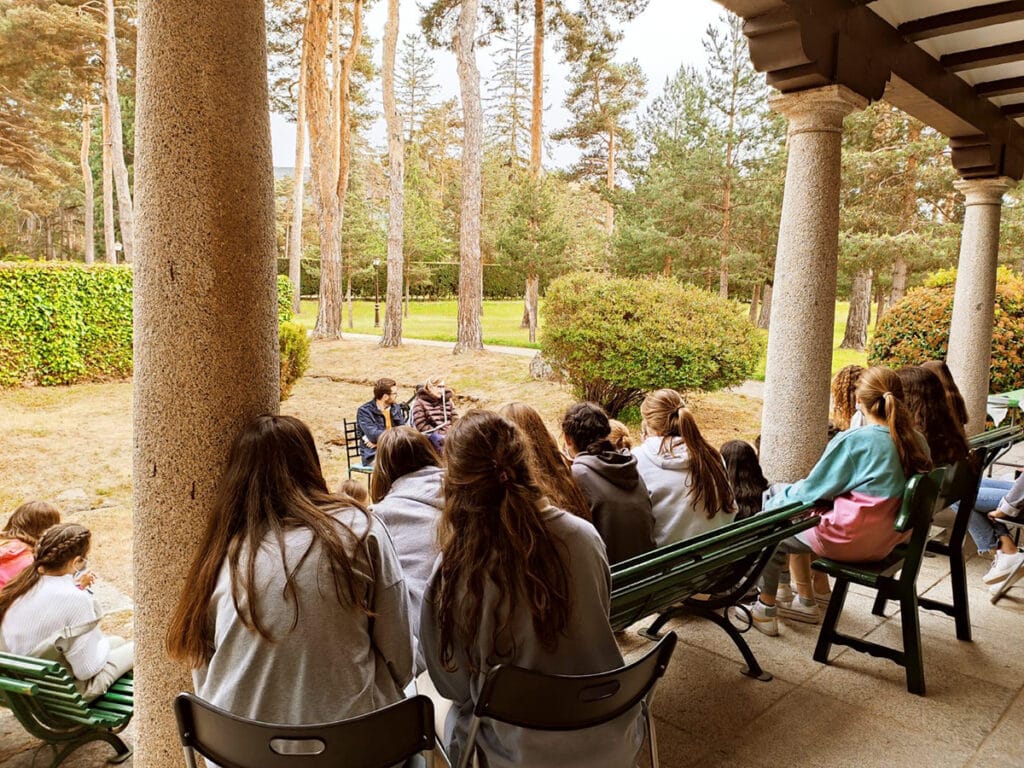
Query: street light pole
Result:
<box><xmin>373</xmin><ymin>258</ymin><xmax>381</xmax><ymax>328</ymax></box>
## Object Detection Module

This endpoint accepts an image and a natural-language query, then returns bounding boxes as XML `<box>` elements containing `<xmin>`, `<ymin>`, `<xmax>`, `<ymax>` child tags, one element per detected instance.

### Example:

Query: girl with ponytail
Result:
<box><xmin>634</xmin><ymin>389</ymin><xmax>737</xmax><ymax>546</ymax></box>
<box><xmin>746</xmin><ymin>367</ymin><xmax>933</xmax><ymax>637</ymax></box>
<box><xmin>0</xmin><ymin>523</ymin><xmax>134</xmax><ymax>700</ymax></box>
<box><xmin>419</xmin><ymin>409</ymin><xmax>643</xmax><ymax>768</ymax></box>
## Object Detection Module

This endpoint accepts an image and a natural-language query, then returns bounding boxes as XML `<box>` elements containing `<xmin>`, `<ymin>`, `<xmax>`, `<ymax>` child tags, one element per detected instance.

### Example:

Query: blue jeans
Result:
<box><xmin>966</xmin><ymin>478</ymin><xmax>1015</xmax><ymax>553</ymax></box>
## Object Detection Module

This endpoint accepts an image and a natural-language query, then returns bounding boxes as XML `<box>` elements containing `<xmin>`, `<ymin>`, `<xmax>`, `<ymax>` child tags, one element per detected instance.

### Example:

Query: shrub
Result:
<box><xmin>277</xmin><ymin>275</ymin><xmax>294</xmax><ymax>323</ymax></box>
<box><xmin>869</xmin><ymin>266</ymin><xmax>1024</xmax><ymax>393</ymax></box>
<box><xmin>541</xmin><ymin>272</ymin><xmax>764</xmax><ymax>416</ymax></box>
<box><xmin>279</xmin><ymin>321</ymin><xmax>311</xmax><ymax>400</ymax></box>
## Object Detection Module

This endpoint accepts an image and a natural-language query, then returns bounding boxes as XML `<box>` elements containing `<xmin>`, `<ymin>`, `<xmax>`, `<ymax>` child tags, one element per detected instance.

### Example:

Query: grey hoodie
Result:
<box><xmin>371</xmin><ymin>464</ymin><xmax>445</xmax><ymax>673</ymax></box>
<box><xmin>571</xmin><ymin>449</ymin><xmax>657</xmax><ymax>564</ymax></box>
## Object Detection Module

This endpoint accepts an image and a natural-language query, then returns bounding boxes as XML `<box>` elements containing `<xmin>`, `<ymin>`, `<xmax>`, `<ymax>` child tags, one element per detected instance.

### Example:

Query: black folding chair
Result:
<box><xmin>174</xmin><ymin>693</ymin><xmax>439</xmax><ymax>768</ymax></box>
<box><xmin>456</xmin><ymin>632</ymin><xmax>677</xmax><ymax>768</ymax></box>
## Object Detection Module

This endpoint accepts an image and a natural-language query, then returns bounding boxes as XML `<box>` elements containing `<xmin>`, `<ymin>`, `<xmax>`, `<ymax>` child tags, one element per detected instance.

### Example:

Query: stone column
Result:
<box><xmin>947</xmin><ymin>177</ymin><xmax>1014</xmax><ymax>436</ymax></box>
<box><xmin>133</xmin><ymin>2</ymin><xmax>278</xmax><ymax>766</ymax></box>
<box><xmin>760</xmin><ymin>85</ymin><xmax>867</xmax><ymax>482</ymax></box>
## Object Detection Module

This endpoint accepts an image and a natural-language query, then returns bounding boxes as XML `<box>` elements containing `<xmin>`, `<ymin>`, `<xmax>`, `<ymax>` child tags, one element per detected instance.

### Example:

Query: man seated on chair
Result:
<box><xmin>356</xmin><ymin>378</ymin><xmax>406</xmax><ymax>465</ymax></box>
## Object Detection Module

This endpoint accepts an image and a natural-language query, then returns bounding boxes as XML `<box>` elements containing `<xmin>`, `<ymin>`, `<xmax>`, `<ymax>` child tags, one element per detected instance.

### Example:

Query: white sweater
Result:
<box><xmin>633</xmin><ymin>436</ymin><xmax>736</xmax><ymax>546</ymax></box>
<box><xmin>1</xmin><ymin>574</ymin><xmax>109</xmax><ymax>680</ymax></box>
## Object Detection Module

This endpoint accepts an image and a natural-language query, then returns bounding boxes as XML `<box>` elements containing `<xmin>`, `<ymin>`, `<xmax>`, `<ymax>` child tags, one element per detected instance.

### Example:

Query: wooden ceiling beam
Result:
<box><xmin>1002</xmin><ymin>101</ymin><xmax>1024</xmax><ymax>117</ymax></box>
<box><xmin>941</xmin><ymin>40</ymin><xmax>1024</xmax><ymax>71</ymax></box>
<box><xmin>900</xmin><ymin>1</ymin><xmax>1024</xmax><ymax>43</ymax></box>
<box><xmin>976</xmin><ymin>75</ymin><xmax>1024</xmax><ymax>96</ymax></box>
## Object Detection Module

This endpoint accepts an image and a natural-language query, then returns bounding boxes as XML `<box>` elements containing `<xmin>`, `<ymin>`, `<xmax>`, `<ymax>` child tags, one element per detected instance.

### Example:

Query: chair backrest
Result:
<box><xmin>472</xmin><ymin>632</ymin><xmax>677</xmax><ymax>731</ymax></box>
<box><xmin>174</xmin><ymin>693</ymin><xmax>434</xmax><ymax>768</ymax></box>
<box><xmin>342</xmin><ymin>419</ymin><xmax>363</xmax><ymax>466</ymax></box>
<box><xmin>894</xmin><ymin>467</ymin><xmax>947</xmax><ymax>586</ymax></box>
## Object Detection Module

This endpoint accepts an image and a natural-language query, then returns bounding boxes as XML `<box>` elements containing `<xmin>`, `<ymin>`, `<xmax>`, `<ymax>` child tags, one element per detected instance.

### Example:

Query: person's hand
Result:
<box><xmin>75</xmin><ymin>570</ymin><xmax>97</xmax><ymax>590</ymax></box>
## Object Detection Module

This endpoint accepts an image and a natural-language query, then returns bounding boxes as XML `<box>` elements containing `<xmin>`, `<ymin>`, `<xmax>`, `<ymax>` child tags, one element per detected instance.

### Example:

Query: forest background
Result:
<box><xmin>4</xmin><ymin>0</ymin><xmax>1024</xmax><ymax>355</ymax></box>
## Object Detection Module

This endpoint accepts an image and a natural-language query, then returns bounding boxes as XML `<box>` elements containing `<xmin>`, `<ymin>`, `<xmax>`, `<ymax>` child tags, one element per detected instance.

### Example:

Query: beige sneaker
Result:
<box><xmin>777</xmin><ymin>597</ymin><xmax>821</xmax><ymax>624</ymax></box>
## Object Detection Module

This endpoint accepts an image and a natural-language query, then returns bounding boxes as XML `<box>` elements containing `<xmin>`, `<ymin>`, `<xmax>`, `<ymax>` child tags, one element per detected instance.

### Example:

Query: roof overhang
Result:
<box><xmin>715</xmin><ymin>0</ymin><xmax>1024</xmax><ymax>179</ymax></box>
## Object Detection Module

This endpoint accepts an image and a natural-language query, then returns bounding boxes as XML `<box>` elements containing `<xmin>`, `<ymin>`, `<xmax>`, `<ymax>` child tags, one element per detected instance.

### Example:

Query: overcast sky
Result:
<box><xmin>270</xmin><ymin>0</ymin><xmax>727</xmax><ymax>168</ymax></box>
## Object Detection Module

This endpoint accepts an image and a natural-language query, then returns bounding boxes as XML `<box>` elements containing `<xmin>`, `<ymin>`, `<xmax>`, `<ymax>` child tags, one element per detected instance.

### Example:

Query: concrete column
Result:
<box><xmin>760</xmin><ymin>85</ymin><xmax>866</xmax><ymax>483</ymax></box>
<box><xmin>947</xmin><ymin>177</ymin><xmax>1014</xmax><ymax>436</ymax></box>
<box><xmin>133</xmin><ymin>2</ymin><xmax>278</xmax><ymax>765</ymax></box>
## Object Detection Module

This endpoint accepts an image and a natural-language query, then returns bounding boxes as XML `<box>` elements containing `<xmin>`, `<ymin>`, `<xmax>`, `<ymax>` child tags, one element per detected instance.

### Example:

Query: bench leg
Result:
<box><xmin>871</xmin><ymin>592</ymin><xmax>887</xmax><ymax>617</ymax></box>
<box><xmin>686</xmin><ymin>605</ymin><xmax>772</xmax><ymax>682</ymax></box>
<box><xmin>47</xmin><ymin>731</ymin><xmax>131</xmax><ymax>768</ymax></box>
<box><xmin>813</xmin><ymin>578</ymin><xmax>849</xmax><ymax>665</ymax></box>
<box><xmin>639</xmin><ymin>612</ymin><xmax>671</xmax><ymax>642</ymax></box>
<box><xmin>900</xmin><ymin>592</ymin><xmax>926</xmax><ymax>696</ymax></box>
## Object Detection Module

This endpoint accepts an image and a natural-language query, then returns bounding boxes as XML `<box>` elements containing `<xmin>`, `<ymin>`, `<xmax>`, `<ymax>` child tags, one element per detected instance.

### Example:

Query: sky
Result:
<box><xmin>269</xmin><ymin>0</ymin><xmax>726</xmax><ymax>168</ymax></box>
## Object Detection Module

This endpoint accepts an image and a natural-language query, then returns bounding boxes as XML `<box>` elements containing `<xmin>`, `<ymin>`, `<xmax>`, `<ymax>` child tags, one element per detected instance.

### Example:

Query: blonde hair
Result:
<box><xmin>607</xmin><ymin>419</ymin><xmax>633</xmax><ymax>451</ymax></box>
<box><xmin>856</xmin><ymin>367</ymin><xmax>933</xmax><ymax>477</ymax></box>
<box><xmin>339</xmin><ymin>479</ymin><xmax>369</xmax><ymax>506</ymax></box>
<box><xmin>640</xmin><ymin>389</ymin><xmax>734</xmax><ymax>519</ymax></box>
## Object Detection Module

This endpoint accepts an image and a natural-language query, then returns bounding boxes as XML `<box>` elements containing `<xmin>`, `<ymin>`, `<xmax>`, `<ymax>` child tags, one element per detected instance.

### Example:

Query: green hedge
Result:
<box><xmin>0</xmin><ymin>262</ymin><xmax>133</xmax><ymax>386</ymax></box>
<box><xmin>1</xmin><ymin>263</ymin><xmax>298</xmax><ymax>391</ymax></box>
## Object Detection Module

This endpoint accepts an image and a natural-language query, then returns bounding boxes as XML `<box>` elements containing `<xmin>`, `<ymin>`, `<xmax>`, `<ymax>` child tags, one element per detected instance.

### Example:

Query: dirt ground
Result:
<box><xmin>0</xmin><ymin>338</ymin><xmax>764</xmax><ymax>639</ymax></box>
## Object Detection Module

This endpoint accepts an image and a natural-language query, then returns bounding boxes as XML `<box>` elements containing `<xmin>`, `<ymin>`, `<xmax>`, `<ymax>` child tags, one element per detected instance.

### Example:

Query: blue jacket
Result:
<box><xmin>356</xmin><ymin>400</ymin><xmax>407</xmax><ymax>463</ymax></box>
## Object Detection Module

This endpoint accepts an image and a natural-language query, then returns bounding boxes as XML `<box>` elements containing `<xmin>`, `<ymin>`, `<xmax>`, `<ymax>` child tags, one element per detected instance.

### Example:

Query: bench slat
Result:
<box><xmin>0</xmin><ymin>653</ymin><xmax>63</xmax><ymax>675</ymax></box>
<box><xmin>0</xmin><ymin>676</ymin><xmax>37</xmax><ymax>696</ymax></box>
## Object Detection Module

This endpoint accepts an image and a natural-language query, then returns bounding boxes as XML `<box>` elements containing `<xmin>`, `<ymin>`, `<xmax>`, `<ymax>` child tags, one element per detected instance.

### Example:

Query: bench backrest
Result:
<box><xmin>0</xmin><ymin>652</ymin><xmax>95</xmax><ymax>723</ymax></box>
<box><xmin>893</xmin><ymin>467</ymin><xmax>947</xmax><ymax>587</ymax></box>
<box><xmin>609</xmin><ymin>502</ymin><xmax>815</xmax><ymax>631</ymax></box>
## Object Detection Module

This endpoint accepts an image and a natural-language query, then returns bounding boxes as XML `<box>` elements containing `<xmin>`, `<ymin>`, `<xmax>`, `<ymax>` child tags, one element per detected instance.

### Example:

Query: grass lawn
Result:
<box><xmin>299</xmin><ymin>298</ymin><xmax>873</xmax><ymax>380</ymax></box>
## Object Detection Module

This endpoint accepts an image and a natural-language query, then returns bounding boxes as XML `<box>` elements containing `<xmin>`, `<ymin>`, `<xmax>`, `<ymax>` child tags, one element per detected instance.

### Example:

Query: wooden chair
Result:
<box><xmin>0</xmin><ymin>652</ymin><xmax>133</xmax><ymax>768</ymax></box>
<box><xmin>812</xmin><ymin>467</ymin><xmax>946</xmax><ymax>696</ymax></box>
<box><xmin>456</xmin><ymin>633</ymin><xmax>677</xmax><ymax>768</ymax></box>
<box><xmin>342</xmin><ymin>419</ymin><xmax>373</xmax><ymax>479</ymax></box>
<box><xmin>174</xmin><ymin>692</ymin><xmax>440</xmax><ymax>768</ymax></box>
<box><xmin>610</xmin><ymin>501</ymin><xmax>815</xmax><ymax>682</ymax></box>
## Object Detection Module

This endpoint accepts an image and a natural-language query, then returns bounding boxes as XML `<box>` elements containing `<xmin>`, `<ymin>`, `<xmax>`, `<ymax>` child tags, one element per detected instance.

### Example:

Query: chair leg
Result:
<box><xmin>813</xmin><ymin>578</ymin><xmax>849</xmax><ymax>665</ymax></box>
<box><xmin>643</xmin><ymin>699</ymin><xmax>659</xmax><ymax>768</ymax></box>
<box><xmin>871</xmin><ymin>592</ymin><xmax>887</xmax><ymax>617</ymax></box>
<box><xmin>456</xmin><ymin>717</ymin><xmax>481</xmax><ymax>768</ymax></box>
<box><xmin>947</xmin><ymin>543</ymin><xmax>972</xmax><ymax>641</ymax></box>
<box><xmin>899</xmin><ymin>591</ymin><xmax>926</xmax><ymax>696</ymax></box>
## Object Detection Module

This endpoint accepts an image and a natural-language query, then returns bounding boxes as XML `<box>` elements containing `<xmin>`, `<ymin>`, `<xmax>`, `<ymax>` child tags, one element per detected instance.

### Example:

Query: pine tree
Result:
<box><xmin>485</xmin><ymin>8</ymin><xmax>532</xmax><ymax>168</ymax></box>
<box><xmin>396</xmin><ymin>33</ymin><xmax>440</xmax><ymax>141</ymax></box>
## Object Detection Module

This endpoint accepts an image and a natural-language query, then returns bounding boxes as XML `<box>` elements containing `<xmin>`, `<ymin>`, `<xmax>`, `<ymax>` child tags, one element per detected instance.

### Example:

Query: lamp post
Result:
<box><xmin>373</xmin><ymin>258</ymin><xmax>381</xmax><ymax>328</ymax></box>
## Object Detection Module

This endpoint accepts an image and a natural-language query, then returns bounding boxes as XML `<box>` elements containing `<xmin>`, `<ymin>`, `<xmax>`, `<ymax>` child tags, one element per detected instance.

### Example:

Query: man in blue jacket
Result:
<box><xmin>355</xmin><ymin>378</ymin><xmax>406</xmax><ymax>464</ymax></box>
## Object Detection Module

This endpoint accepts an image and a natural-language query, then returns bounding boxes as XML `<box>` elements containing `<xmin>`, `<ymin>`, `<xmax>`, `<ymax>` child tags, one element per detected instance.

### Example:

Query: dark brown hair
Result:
<box><xmin>2</xmin><ymin>501</ymin><xmax>61</xmax><ymax>547</ymax></box>
<box><xmin>640</xmin><ymin>389</ymin><xmax>735</xmax><ymax>519</ymax></box>
<box><xmin>720</xmin><ymin>440</ymin><xmax>767</xmax><ymax>520</ymax></box>
<box><xmin>921</xmin><ymin>360</ymin><xmax>969</xmax><ymax>428</ymax></box>
<box><xmin>369</xmin><ymin>426</ymin><xmax>441</xmax><ymax>503</ymax></box>
<box><xmin>373</xmin><ymin>378</ymin><xmax>397</xmax><ymax>400</ymax></box>
<box><xmin>498</xmin><ymin>402</ymin><xmax>592</xmax><ymax>522</ymax></box>
<box><xmin>830</xmin><ymin>364</ymin><xmax>865</xmax><ymax>431</ymax></box>
<box><xmin>897</xmin><ymin>366</ymin><xmax>970</xmax><ymax>467</ymax></box>
<box><xmin>856</xmin><ymin>367</ymin><xmax>933</xmax><ymax>477</ymax></box>
<box><xmin>0</xmin><ymin>523</ymin><xmax>90</xmax><ymax>622</ymax></box>
<box><xmin>434</xmin><ymin>410</ymin><xmax>571</xmax><ymax>672</ymax></box>
<box><xmin>167</xmin><ymin>414</ymin><xmax>370</xmax><ymax>668</ymax></box>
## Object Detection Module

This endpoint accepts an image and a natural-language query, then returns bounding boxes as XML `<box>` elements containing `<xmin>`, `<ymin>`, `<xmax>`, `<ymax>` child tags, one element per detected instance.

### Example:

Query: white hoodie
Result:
<box><xmin>633</xmin><ymin>436</ymin><xmax>736</xmax><ymax>546</ymax></box>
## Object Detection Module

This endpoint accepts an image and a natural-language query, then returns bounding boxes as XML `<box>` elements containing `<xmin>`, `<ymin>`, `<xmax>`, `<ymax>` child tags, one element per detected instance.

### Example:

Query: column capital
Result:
<box><xmin>769</xmin><ymin>85</ymin><xmax>868</xmax><ymax>137</ymax></box>
<box><xmin>954</xmin><ymin>176</ymin><xmax>1016</xmax><ymax>206</ymax></box>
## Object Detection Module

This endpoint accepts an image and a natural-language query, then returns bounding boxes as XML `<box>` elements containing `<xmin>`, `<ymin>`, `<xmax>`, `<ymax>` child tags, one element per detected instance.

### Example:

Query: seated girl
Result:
<box><xmin>633</xmin><ymin>389</ymin><xmax>737</xmax><ymax>546</ymax></box>
<box><xmin>748</xmin><ymin>367</ymin><xmax>932</xmax><ymax>635</ymax></box>
<box><xmin>420</xmin><ymin>410</ymin><xmax>644</xmax><ymax>768</ymax></box>
<box><xmin>0</xmin><ymin>523</ymin><xmax>133</xmax><ymax>701</ymax></box>
<box><xmin>167</xmin><ymin>414</ymin><xmax>413</xmax><ymax>724</ymax></box>
<box><xmin>0</xmin><ymin>501</ymin><xmax>61</xmax><ymax>590</ymax></box>
<box><xmin>830</xmin><ymin>364</ymin><xmax>865</xmax><ymax>434</ymax></box>
<box><xmin>370</xmin><ymin>426</ymin><xmax>444</xmax><ymax>673</ymax></box>
<box><xmin>411</xmin><ymin>376</ymin><xmax>458</xmax><ymax>451</ymax></box>
<box><xmin>720</xmin><ymin>440</ymin><xmax>768</xmax><ymax>521</ymax></box>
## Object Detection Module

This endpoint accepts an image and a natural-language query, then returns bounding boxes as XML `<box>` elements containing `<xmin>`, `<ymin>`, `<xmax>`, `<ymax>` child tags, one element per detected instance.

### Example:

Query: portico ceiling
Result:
<box><xmin>716</xmin><ymin>0</ymin><xmax>1024</xmax><ymax>179</ymax></box>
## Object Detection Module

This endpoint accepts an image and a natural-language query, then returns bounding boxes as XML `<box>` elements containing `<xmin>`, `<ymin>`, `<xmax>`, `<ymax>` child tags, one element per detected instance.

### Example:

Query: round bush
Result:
<box><xmin>541</xmin><ymin>272</ymin><xmax>764</xmax><ymax>416</ymax></box>
<box><xmin>279</xmin><ymin>321</ymin><xmax>311</xmax><ymax>400</ymax></box>
<box><xmin>868</xmin><ymin>266</ymin><xmax>1024</xmax><ymax>393</ymax></box>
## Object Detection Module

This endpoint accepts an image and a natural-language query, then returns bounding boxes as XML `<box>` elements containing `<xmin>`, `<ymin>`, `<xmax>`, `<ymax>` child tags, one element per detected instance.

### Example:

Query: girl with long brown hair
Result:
<box><xmin>747</xmin><ymin>367</ymin><xmax>933</xmax><ymax>636</ymax></box>
<box><xmin>634</xmin><ymin>389</ymin><xmax>736</xmax><ymax>546</ymax></box>
<box><xmin>0</xmin><ymin>523</ymin><xmax>133</xmax><ymax>700</ymax></box>
<box><xmin>921</xmin><ymin>359</ymin><xmax>969</xmax><ymax>428</ymax></box>
<box><xmin>896</xmin><ymin>366</ymin><xmax>970</xmax><ymax>467</ymax></box>
<box><xmin>167</xmin><ymin>414</ymin><xmax>412</xmax><ymax>724</ymax></box>
<box><xmin>498</xmin><ymin>401</ymin><xmax>592</xmax><ymax>521</ymax></box>
<box><xmin>830</xmin><ymin>364</ymin><xmax>865</xmax><ymax>432</ymax></box>
<box><xmin>369</xmin><ymin>426</ymin><xmax>443</xmax><ymax>673</ymax></box>
<box><xmin>0</xmin><ymin>501</ymin><xmax>61</xmax><ymax>589</ymax></box>
<box><xmin>419</xmin><ymin>410</ymin><xmax>643</xmax><ymax>768</ymax></box>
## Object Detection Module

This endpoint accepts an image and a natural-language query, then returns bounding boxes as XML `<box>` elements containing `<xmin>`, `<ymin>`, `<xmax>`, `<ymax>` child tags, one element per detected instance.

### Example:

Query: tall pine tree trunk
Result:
<box><xmin>453</xmin><ymin>0</ymin><xmax>484</xmax><ymax>353</ymax></box>
<box><xmin>101</xmin><ymin>95</ymin><xmax>116</xmax><ymax>263</ymax></box>
<box><xmin>288</xmin><ymin>37</ymin><xmax>308</xmax><ymax>316</ymax></box>
<box><xmin>749</xmin><ymin>283</ymin><xmax>759</xmax><ymax>324</ymax></box>
<box><xmin>604</xmin><ymin>131</ymin><xmax>615</xmax><ymax>236</ymax></box>
<box><xmin>381</xmin><ymin>0</ymin><xmax>404</xmax><ymax>347</ymax></box>
<box><xmin>104</xmin><ymin>0</ymin><xmax>134</xmax><ymax>263</ymax></box>
<box><xmin>719</xmin><ymin>175</ymin><xmax>731</xmax><ymax>298</ymax></box>
<box><xmin>347</xmin><ymin>272</ymin><xmax>354</xmax><ymax>328</ymax></box>
<box><xmin>80</xmin><ymin>102</ymin><xmax>95</xmax><ymax>264</ymax></box>
<box><xmin>841</xmin><ymin>268</ymin><xmax>872</xmax><ymax>350</ymax></box>
<box><xmin>757</xmin><ymin>281</ymin><xmax>772</xmax><ymax>329</ymax></box>
<box><xmin>890</xmin><ymin>122</ymin><xmax>920</xmax><ymax>308</ymax></box>
<box><xmin>875</xmin><ymin>279</ymin><xmax>887</xmax><ymax>325</ymax></box>
<box><xmin>530</xmin><ymin>0</ymin><xmax>543</xmax><ymax>179</ymax></box>
<box><xmin>525</xmin><ymin>272</ymin><xmax>539</xmax><ymax>344</ymax></box>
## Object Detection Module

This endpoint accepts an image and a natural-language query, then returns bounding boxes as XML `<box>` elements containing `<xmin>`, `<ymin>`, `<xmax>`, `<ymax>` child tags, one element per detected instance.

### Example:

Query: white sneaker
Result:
<box><xmin>734</xmin><ymin>600</ymin><xmax>778</xmax><ymax>636</ymax></box>
<box><xmin>813</xmin><ymin>586</ymin><xmax>832</xmax><ymax>608</ymax></box>
<box><xmin>982</xmin><ymin>551</ymin><xmax>1024</xmax><ymax>584</ymax></box>
<box><xmin>990</xmin><ymin>564</ymin><xmax>1024</xmax><ymax>596</ymax></box>
<box><xmin>776</xmin><ymin>583</ymin><xmax>794</xmax><ymax>605</ymax></box>
<box><xmin>777</xmin><ymin>596</ymin><xmax>821</xmax><ymax>624</ymax></box>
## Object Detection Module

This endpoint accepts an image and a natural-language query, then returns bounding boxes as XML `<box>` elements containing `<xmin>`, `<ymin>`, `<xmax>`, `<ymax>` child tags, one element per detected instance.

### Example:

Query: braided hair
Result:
<box><xmin>0</xmin><ymin>523</ymin><xmax>91</xmax><ymax>622</ymax></box>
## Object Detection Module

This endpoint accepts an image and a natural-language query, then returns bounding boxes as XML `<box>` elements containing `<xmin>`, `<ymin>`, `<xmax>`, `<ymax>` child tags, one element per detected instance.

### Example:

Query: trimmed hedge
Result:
<box><xmin>1</xmin><ymin>263</ymin><xmax>300</xmax><ymax>394</ymax></box>
<box><xmin>542</xmin><ymin>272</ymin><xmax>764</xmax><ymax>416</ymax></box>
<box><xmin>869</xmin><ymin>266</ymin><xmax>1024</xmax><ymax>393</ymax></box>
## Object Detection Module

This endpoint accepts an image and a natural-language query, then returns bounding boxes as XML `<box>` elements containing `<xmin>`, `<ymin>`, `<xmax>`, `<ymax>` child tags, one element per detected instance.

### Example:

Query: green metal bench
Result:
<box><xmin>812</xmin><ymin>467</ymin><xmax>947</xmax><ymax>696</ymax></box>
<box><xmin>610</xmin><ymin>501</ymin><xmax>816</xmax><ymax>682</ymax></box>
<box><xmin>0</xmin><ymin>652</ymin><xmax>133</xmax><ymax>768</ymax></box>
